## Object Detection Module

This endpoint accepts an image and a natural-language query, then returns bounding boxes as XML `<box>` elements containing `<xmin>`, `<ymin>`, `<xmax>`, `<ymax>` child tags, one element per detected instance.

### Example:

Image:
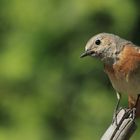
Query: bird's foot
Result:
<box><xmin>112</xmin><ymin>107</ymin><xmax>136</xmax><ymax>126</ymax></box>
<box><xmin>127</xmin><ymin>107</ymin><xmax>136</xmax><ymax>119</ymax></box>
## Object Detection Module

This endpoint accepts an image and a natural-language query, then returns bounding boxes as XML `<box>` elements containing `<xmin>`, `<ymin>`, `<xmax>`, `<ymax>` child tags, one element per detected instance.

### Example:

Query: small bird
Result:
<box><xmin>81</xmin><ymin>33</ymin><xmax>140</xmax><ymax>117</ymax></box>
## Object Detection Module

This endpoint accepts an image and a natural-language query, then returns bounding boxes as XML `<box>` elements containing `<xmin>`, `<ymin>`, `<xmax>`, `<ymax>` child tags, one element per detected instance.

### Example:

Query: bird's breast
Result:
<box><xmin>104</xmin><ymin>45</ymin><xmax>140</xmax><ymax>97</ymax></box>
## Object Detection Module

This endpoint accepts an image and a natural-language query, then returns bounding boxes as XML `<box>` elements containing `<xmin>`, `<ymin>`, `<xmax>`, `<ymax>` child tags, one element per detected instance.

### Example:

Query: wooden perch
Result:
<box><xmin>101</xmin><ymin>108</ymin><xmax>137</xmax><ymax>140</ymax></box>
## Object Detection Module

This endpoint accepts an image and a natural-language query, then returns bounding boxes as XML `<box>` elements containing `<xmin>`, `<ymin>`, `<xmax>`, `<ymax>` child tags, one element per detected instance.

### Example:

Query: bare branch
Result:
<box><xmin>101</xmin><ymin>108</ymin><xmax>137</xmax><ymax>140</ymax></box>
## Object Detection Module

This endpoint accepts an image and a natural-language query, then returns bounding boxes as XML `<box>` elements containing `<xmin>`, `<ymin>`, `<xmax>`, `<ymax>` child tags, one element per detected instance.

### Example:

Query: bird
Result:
<box><xmin>80</xmin><ymin>33</ymin><xmax>140</xmax><ymax>118</ymax></box>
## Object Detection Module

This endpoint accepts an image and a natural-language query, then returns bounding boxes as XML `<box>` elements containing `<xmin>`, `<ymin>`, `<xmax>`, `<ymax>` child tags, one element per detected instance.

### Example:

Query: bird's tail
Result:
<box><xmin>128</xmin><ymin>95</ymin><xmax>140</xmax><ymax>118</ymax></box>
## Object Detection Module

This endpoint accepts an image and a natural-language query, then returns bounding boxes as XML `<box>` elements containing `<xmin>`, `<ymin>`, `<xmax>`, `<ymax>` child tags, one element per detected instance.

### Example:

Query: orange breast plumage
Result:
<box><xmin>104</xmin><ymin>44</ymin><xmax>140</xmax><ymax>97</ymax></box>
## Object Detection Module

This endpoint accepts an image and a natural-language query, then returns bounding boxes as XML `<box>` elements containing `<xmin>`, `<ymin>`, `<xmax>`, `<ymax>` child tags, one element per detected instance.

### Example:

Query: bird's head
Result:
<box><xmin>81</xmin><ymin>33</ymin><xmax>129</xmax><ymax>65</ymax></box>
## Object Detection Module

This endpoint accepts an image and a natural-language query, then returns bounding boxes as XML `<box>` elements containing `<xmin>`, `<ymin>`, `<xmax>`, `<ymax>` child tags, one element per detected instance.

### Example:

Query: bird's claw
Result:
<box><xmin>112</xmin><ymin>107</ymin><xmax>136</xmax><ymax>126</ymax></box>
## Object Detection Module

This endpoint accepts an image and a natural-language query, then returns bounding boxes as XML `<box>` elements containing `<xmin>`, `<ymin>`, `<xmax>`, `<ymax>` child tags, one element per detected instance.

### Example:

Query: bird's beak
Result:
<box><xmin>80</xmin><ymin>50</ymin><xmax>95</xmax><ymax>58</ymax></box>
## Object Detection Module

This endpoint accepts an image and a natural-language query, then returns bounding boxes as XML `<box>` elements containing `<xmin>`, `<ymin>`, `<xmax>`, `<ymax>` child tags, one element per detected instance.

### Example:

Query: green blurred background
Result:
<box><xmin>0</xmin><ymin>0</ymin><xmax>140</xmax><ymax>140</ymax></box>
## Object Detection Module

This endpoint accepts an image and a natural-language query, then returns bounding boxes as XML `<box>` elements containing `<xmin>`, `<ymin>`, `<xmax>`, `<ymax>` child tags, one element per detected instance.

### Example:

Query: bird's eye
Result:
<box><xmin>95</xmin><ymin>39</ymin><xmax>101</xmax><ymax>45</ymax></box>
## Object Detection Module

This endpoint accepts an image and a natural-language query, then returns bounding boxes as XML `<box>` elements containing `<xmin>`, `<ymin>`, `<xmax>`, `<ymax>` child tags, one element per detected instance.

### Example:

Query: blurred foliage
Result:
<box><xmin>0</xmin><ymin>0</ymin><xmax>139</xmax><ymax>140</ymax></box>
